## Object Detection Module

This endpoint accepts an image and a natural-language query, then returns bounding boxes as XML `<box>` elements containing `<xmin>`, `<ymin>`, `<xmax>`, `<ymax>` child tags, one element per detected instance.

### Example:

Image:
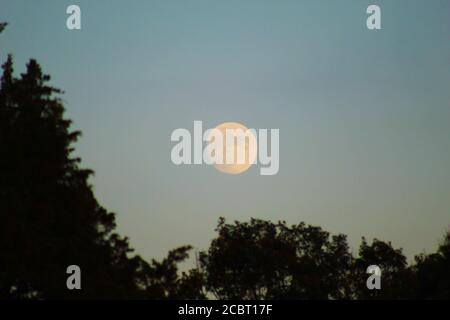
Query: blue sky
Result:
<box><xmin>1</xmin><ymin>0</ymin><xmax>450</xmax><ymax>261</ymax></box>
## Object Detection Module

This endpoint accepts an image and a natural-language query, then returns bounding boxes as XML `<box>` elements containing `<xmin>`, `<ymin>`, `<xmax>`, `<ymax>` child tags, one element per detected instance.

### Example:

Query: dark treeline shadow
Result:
<box><xmin>0</xmin><ymin>23</ymin><xmax>449</xmax><ymax>300</ymax></box>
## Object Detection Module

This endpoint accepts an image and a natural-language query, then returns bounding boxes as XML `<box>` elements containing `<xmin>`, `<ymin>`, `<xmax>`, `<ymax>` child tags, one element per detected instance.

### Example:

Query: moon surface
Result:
<box><xmin>208</xmin><ymin>122</ymin><xmax>258</xmax><ymax>175</ymax></box>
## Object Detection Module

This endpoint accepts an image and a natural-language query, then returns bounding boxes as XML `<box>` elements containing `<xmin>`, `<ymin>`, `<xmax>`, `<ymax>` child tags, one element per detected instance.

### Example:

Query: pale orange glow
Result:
<box><xmin>208</xmin><ymin>122</ymin><xmax>258</xmax><ymax>175</ymax></box>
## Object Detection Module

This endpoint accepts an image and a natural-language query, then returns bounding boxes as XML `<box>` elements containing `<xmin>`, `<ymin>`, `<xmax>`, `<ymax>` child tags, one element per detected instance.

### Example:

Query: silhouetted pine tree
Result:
<box><xmin>0</xmin><ymin>47</ymin><xmax>204</xmax><ymax>299</ymax></box>
<box><xmin>0</xmin><ymin>23</ymin><xmax>204</xmax><ymax>299</ymax></box>
<box><xmin>0</xmin><ymin>54</ymin><xmax>148</xmax><ymax>298</ymax></box>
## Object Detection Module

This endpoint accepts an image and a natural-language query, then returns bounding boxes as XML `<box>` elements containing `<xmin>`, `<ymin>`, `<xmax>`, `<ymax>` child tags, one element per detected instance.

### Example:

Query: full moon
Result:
<box><xmin>208</xmin><ymin>122</ymin><xmax>258</xmax><ymax>175</ymax></box>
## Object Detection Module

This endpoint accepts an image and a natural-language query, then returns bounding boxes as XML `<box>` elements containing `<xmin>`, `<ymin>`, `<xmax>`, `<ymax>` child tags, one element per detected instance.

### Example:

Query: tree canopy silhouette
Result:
<box><xmin>413</xmin><ymin>232</ymin><xmax>450</xmax><ymax>299</ymax></box>
<box><xmin>1</xmin><ymin>22</ymin><xmax>449</xmax><ymax>300</ymax></box>
<box><xmin>198</xmin><ymin>218</ymin><xmax>449</xmax><ymax>300</ymax></box>
<box><xmin>198</xmin><ymin>218</ymin><xmax>354</xmax><ymax>299</ymax></box>
<box><xmin>0</xmin><ymin>53</ymin><xmax>204</xmax><ymax>299</ymax></box>
<box><xmin>0</xmin><ymin>24</ymin><xmax>200</xmax><ymax>299</ymax></box>
<box><xmin>0</xmin><ymin>55</ymin><xmax>142</xmax><ymax>298</ymax></box>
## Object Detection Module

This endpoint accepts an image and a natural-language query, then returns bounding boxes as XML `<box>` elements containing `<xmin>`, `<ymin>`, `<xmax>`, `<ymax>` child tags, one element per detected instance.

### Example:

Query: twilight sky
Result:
<box><xmin>1</xmin><ymin>0</ymin><xmax>449</xmax><ymax>262</ymax></box>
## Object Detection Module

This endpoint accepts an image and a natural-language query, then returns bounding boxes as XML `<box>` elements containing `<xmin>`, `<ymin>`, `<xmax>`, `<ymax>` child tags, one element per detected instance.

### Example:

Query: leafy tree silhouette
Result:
<box><xmin>198</xmin><ymin>218</ymin><xmax>354</xmax><ymax>299</ymax></box>
<box><xmin>352</xmin><ymin>238</ymin><xmax>415</xmax><ymax>299</ymax></box>
<box><xmin>138</xmin><ymin>246</ymin><xmax>205</xmax><ymax>299</ymax></box>
<box><xmin>414</xmin><ymin>232</ymin><xmax>450</xmax><ymax>299</ymax></box>
<box><xmin>198</xmin><ymin>218</ymin><xmax>450</xmax><ymax>300</ymax></box>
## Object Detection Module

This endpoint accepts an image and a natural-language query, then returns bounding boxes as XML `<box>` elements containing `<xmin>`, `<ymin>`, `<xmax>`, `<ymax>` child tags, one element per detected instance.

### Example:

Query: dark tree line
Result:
<box><xmin>197</xmin><ymin>218</ymin><xmax>449</xmax><ymax>299</ymax></box>
<box><xmin>0</xmin><ymin>23</ymin><xmax>449</xmax><ymax>300</ymax></box>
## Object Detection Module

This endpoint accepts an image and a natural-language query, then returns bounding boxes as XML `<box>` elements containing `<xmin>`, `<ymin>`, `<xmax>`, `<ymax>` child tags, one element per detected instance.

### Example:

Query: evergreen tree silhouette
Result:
<box><xmin>0</xmin><ymin>55</ymin><xmax>144</xmax><ymax>298</ymax></box>
<box><xmin>0</xmin><ymin>24</ymin><xmax>203</xmax><ymax>299</ymax></box>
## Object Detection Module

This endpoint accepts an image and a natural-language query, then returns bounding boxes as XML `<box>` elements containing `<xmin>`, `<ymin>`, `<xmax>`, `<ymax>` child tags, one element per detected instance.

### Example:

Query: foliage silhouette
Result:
<box><xmin>0</xmin><ymin>55</ymin><xmax>138</xmax><ymax>298</ymax></box>
<box><xmin>198</xmin><ymin>219</ymin><xmax>449</xmax><ymax>300</ymax></box>
<box><xmin>198</xmin><ymin>218</ymin><xmax>354</xmax><ymax>299</ymax></box>
<box><xmin>352</xmin><ymin>238</ymin><xmax>415</xmax><ymax>299</ymax></box>
<box><xmin>1</xmin><ymin>22</ymin><xmax>449</xmax><ymax>300</ymax></box>
<box><xmin>413</xmin><ymin>232</ymin><xmax>450</xmax><ymax>299</ymax></box>
<box><xmin>0</xmin><ymin>23</ymin><xmax>7</xmax><ymax>34</ymax></box>
<box><xmin>0</xmin><ymin>23</ymin><xmax>197</xmax><ymax>299</ymax></box>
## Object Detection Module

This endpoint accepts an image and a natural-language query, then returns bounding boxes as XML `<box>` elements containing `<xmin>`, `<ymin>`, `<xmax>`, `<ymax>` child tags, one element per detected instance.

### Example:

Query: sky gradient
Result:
<box><xmin>1</xmin><ymin>0</ymin><xmax>450</xmax><ymax>262</ymax></box>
